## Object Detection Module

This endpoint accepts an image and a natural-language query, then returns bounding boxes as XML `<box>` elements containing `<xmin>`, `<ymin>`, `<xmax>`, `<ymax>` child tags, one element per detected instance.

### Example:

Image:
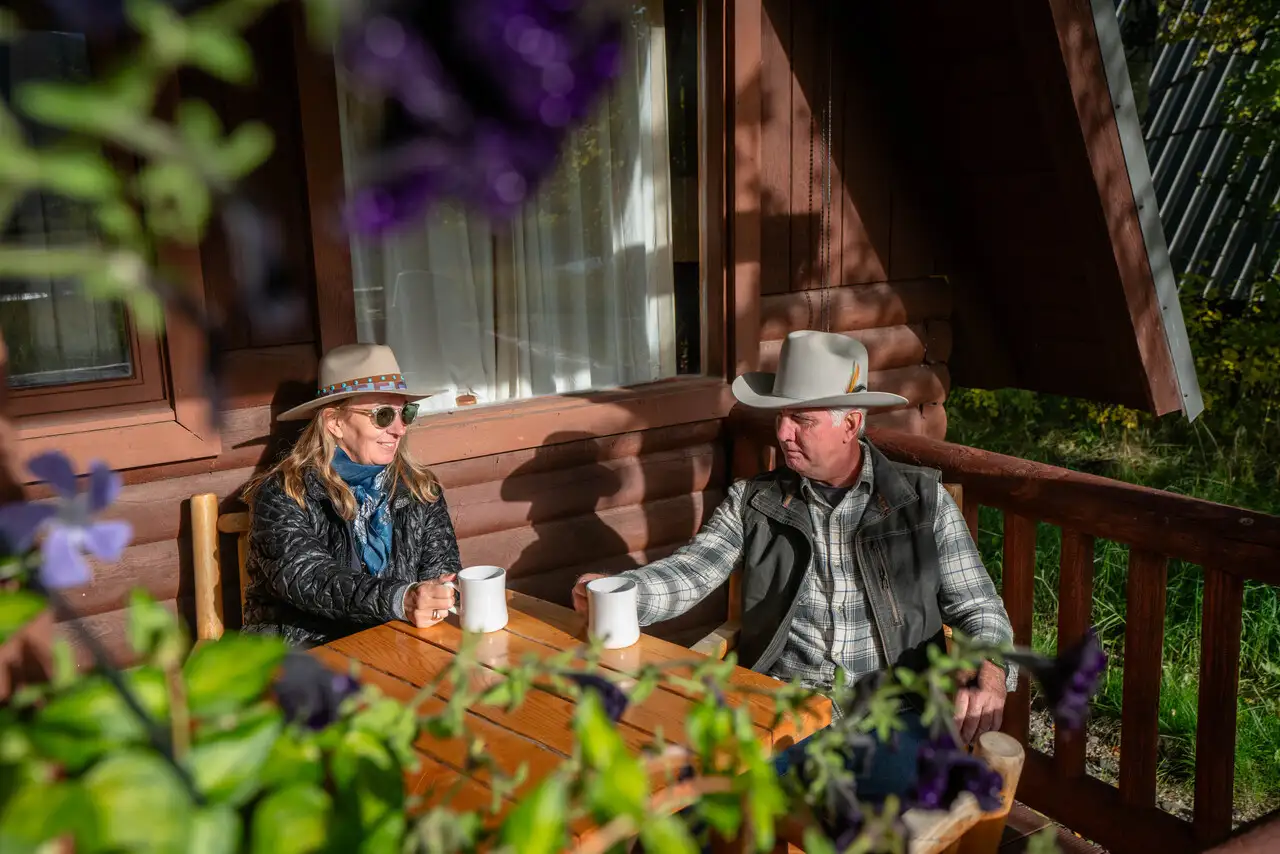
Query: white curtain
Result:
<box><xmin>338</xmin><ymin>1</ymin><xmax>676</xmax><ymax>412</ymax></box>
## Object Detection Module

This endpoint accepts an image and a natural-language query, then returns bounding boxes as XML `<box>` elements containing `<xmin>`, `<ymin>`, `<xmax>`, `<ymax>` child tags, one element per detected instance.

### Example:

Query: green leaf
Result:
<box><xmin>185</xmin><ymin>27</ymin><xmax>254</xmax><ymax>84</ymax></box>
<box><xmin>187</xmin><ymin>708</ymin><xmax>283</xmax><ymax>806</ymax></box>
<box><xmin>496</xmin><ymin>775</ymin><xmax>568</xmax><ymax>854</ymax></box>
<box><xmin>189</xmin><ymin>806</ymin><xmax>241</xmax><ymax>854</ymax></box>
<box><xmin>216</xmin><ymin>121</ymin><xmax>273</xmax><ymax>180</ymax></box>
<box><xmin>136</xmin><ymin>160</ymin><xmax>211</xmax><ymax>243</ymax></box>
<box><xmin>37</xmin><ymin>149</ymin><xmax>121</xmax><ymax>200</ymax></box>
<box><xmin>802</xmin><ymin>827</ymin><xmax>837</xmax><ymax>854</ymax></box>
<box><xmin>128</xmin><ymin>588</ymin><xmax>188</xmax><ymax>668</ymax></box>
<box><xmin>95</xmin><ymin>198</ymin><xmax>145</xmax><ymax>247</ymax></box>
<box><xmin>16</xmin><ymin>82</ymin><xmax>103</xmax><ymax>132</ymax></box>
<box><xmin>177</xmin><ymin>98</ymin><xmax>224</xmax><ymax>148</ymax></box>
<box><xmin>684</xmin><ymin>700</ymin><xmax>733</xmax><ymax>757</ymax></box>
<box><xmin>258</xmin><ymin>728</ymin><xmax>324</xmax><ymax>790</ymax></box>
<box><xmin>587</xmin><ymin>753</ymin><xmax>649</xmax><ymax>822</ymax></box>
<box><xmin>0</xmin><ymin>780</ymin><xmax>99</xmax><ymax>854</ymax></box>
<box><xmin>349</xmin><ymin>695</ymin><xmax>418</xmax><ymax>769</ymax></box>
<box><xmin>28</xmin><ymin>669</ymin><xmax>168</xmax><ymax>772</ymax></box>
<box><xmin>639</xmin><ymin>815</ymin><xmax>698</xmax><ymax>854</ymax></box>
<box><xmin>183</xmin><ymin>632</ymin><xmax>288</xmax><ymax>717</ymax></box>
<box><xmin>331</xmin><ymin>729</ymin><xmax>406</xmax><ymax>852</ymax></box>
<box><xmin>82</xmin><ymin>750</ymin><xmax>195</xmax><ymax>853</ymax></box>
<box><xmin>1025</xmin><ymin>826</ymin><xmax>1062</xmax><ymax>854</ymax></box>
<box><xmin>574</xmin><ymin>691</ymin><xmax>624</xmax><ymax>769</ymax></box>
<box><xmin>695</xmin><ymin>792</ymin><xmax>743</xmax><ymax>839</ymax></box>
<box><xmin>250</xmin><ymin>783</ymin><xmax>332</xmax><ymax>854</ymax></box>
<box><xmin>301</xmin><ymin>0</ymin><xmax>344</xmax><ymax>45</ymax></box>
<box><xmin>0</xmin><ymin>590</ymin><xmax>46</xmax><ymax>646</ymax></box>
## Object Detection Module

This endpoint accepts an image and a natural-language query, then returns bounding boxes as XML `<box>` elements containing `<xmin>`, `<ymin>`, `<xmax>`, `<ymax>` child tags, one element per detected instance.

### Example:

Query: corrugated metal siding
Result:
<box><xmin>1117</xmin><ymin>0</ymin><xmax>1280</xmax><ymax>298</ymax></box>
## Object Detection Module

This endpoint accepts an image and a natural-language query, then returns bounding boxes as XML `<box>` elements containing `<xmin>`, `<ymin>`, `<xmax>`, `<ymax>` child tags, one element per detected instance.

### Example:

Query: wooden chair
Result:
<box><xmin>691</xmin><ymin>483</ymin><xmax>967</xmax><ymax>659</ymax></box>
<box><xmin>190</xmin><ymin>493</ymin><xmax>251</xmax><ymax>642</ymax></box>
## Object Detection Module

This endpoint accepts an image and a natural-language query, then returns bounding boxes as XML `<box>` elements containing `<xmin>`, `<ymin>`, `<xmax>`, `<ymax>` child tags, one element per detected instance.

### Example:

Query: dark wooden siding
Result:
<box><xmin>752</xmin><ymin>0</ymin><xmax>953</xmax><ymax>438</ymax></box>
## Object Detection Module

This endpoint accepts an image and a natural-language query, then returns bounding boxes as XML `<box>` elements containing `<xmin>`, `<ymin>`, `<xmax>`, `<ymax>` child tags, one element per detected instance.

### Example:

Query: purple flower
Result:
<box><xmin>274</xmin><ymin>652</ymin><xmax>362</xmax><ymax>730</ymax></box>
<box><xmin>906</xmin><ymin>733</ymin><xmax>1003</xmax><ymax>812</ymax></box>
<box><xmin>567</xmin><ymin>672</ymin><xmax>629</xmax><ymax>722</ymax></box>
<box><xmin>0</xmin><ymin>452</ymin><xmax>131</xmax><ymax>589</ymax></box>
<box><xmin>338</xmin><ymin>0</ymin><xmax>625</xmax><ymax>231</ymax></box>
<box><xmin>1006</xmin><ymin>629</ymin><xmax>1108</xmax><ymax>730</ymax></box>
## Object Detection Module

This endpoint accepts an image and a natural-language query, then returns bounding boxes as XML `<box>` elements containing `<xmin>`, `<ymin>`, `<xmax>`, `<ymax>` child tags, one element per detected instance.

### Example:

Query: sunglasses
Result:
<box><xmin>347</xmin><ymin>403</ymin><xmax>420</xmax><ymax>429</ymax></box>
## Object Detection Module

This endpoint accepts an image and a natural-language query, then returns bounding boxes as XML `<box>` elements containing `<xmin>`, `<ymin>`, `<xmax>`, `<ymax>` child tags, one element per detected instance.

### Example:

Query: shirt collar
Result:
<box><xmin>800</xmin><ymin>440</ymin><xmax>875</xmax><ymax>502</ymax></box>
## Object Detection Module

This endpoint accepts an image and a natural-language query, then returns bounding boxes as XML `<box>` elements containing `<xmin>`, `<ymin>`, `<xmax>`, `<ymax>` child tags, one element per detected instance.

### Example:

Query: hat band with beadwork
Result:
<box><xmin>315</xmin><ymin>373</ymin><xmax>408</xmax><ymax>399</ymax></box>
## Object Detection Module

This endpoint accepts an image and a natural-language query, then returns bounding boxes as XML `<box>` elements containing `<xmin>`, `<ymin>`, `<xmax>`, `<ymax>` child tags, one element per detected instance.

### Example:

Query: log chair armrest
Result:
<box><xmin>691</xmin><ymin>619</ymin><xmax>740</xmax><ymax>659</ymax></box>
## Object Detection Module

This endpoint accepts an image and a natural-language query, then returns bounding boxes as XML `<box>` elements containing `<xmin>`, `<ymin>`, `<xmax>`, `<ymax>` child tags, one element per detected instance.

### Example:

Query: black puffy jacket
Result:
<box><xmin>242</xmin><ymin>469</ymin><xmax>462</xmax><ymax>647</ymax></box>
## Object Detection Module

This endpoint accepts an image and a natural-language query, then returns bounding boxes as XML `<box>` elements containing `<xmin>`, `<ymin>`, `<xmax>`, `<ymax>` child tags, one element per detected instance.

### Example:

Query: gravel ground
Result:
<box><xmin>1026</xmin><ymin>708</ymin><xmax>1276</xmax><ymax>827</ymax></box>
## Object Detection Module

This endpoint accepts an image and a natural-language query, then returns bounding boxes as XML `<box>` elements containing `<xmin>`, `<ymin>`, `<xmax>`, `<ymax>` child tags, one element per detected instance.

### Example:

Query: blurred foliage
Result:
<box><xmin>0</xmin><ymin>0</ymin><xmax>322</xmax><ymax>331</ymax></box>
<box><xmin>1161</xmin><ymin>0</ymin><xmax>1280</xmax><ymax>157</ymax></box>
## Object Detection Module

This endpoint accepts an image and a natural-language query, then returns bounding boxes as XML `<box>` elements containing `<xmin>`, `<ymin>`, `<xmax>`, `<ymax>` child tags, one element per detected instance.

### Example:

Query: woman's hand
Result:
<box><xmin>403</xmin><ymin>575</ymin><xmax>457</xmax><ymax>628</ymax></box>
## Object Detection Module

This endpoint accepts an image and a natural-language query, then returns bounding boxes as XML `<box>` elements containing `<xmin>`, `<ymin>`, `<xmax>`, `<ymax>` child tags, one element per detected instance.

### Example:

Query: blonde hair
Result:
<box><xmin>244</xmin><ymin>404</ymin><xmax>441</xmax><ymax>519</ymax></box>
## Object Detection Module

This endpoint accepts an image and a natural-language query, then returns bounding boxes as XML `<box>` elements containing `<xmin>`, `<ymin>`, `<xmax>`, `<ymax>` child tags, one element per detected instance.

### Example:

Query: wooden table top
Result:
<box><xmin>312</xmin><ymin>590</ymin><xmax>832</xmax><ymax>841</ymax></box>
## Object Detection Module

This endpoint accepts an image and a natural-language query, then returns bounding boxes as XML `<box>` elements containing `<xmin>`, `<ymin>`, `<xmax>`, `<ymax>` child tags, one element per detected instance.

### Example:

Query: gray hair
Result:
<box><xmin>829</xmin><ymin>407</ymin><xmax>867</xmax><ymax>437</ymax></box>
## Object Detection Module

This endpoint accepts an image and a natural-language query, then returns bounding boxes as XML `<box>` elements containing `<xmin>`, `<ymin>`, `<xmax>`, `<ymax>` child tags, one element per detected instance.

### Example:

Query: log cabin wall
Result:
<box><xmin>45</xmin><ymin>2</ymin><xmax>732</xmax><ymax>664</ymax></box>
<box><xmin>43</xmin><ymin>0</ymin><xmax>1086</xmax><ymax>662</ymax></box>
<box><xmin>751</xmin><ymin>0</ymin><xmax>954</xmax><ymax>440</ymax></box>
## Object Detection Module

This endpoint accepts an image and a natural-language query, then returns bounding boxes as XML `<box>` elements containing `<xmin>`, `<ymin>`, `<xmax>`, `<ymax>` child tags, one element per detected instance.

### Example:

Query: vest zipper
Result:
<box><xmin>878</xmin><ymin>553</ymin><xmax>903</xmax><ymax>627</ymax></box>
<box><xmin>855</xmin><ymin>535</ymin><xmax>896</xmax><ymax>654</ymax></box>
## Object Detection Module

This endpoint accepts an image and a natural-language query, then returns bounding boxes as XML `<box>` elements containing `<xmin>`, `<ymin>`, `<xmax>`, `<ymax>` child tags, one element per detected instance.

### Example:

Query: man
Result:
<box><xmin>573</xmin><ymin>330</ymin><xmax>1015</xmax><ymax>797</ymax></box>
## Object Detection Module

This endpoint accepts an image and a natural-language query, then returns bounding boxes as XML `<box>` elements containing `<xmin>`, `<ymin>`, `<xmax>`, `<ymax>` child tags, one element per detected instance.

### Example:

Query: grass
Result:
<box><xmin>947</xmin><ymin>398</ymin><xmax>1280</xmax><ymax>819</ymax></box>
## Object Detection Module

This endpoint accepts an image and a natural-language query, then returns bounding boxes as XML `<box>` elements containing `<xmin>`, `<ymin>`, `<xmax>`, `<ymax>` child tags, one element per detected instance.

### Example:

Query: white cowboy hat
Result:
<box><xmin>277</xmin><ymin>343</ymin><xmax>440</xmax><ymax>421</ymax></box>
<box><xmin>732</xmin><ymin>330</ymin><xmax>909</xmax><ymax>410</ymax></box>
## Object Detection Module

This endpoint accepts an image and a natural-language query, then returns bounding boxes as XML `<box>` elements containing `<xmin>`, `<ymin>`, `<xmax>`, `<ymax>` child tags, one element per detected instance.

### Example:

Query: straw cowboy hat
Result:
<box><xmin>278</xmin><ymin>343</ymin><xmax>439</xmax><ymax>421</ymax></box>
<box><xmin>732</xmin><ymin>330</ymin><xmax>909</xmax><ymax>410</ymax></box>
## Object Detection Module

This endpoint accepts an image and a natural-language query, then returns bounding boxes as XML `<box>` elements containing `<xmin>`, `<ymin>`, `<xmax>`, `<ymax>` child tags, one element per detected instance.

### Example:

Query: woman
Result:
<box><xmin>242</xmin><ymin>344</ymin><xmax>461</xmax><ymax>647</ymax></box>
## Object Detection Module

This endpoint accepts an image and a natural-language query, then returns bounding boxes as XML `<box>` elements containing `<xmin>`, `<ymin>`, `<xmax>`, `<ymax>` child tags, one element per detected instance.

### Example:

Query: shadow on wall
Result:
<box><xmin>495</xmin><ymin>428</ymin><xmax>729</xmax><ymax>645</ymax></box>
<box><xmin>178</xmin><ymin>379</ymin><xmax>313</xmax><ymax>631</ymax></box>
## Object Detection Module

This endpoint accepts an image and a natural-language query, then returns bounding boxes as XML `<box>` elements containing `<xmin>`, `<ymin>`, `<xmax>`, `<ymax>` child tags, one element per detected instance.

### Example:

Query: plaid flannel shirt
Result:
<box><xmin>619</xmin><ymin>443</ymin><xmax>1017</xmax><ymax>695</ymax></box>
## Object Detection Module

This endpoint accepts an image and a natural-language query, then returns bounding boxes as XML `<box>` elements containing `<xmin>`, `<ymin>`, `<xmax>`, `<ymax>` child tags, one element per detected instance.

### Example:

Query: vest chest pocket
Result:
<box><xmin>865</xmin><ymin>537</ymin><xmax>904</xmax><ymax>627</ymax></box>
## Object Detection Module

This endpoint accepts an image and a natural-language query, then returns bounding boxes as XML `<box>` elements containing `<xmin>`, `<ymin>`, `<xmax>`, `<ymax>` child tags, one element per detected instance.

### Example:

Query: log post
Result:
<box><xmin>191</xmin><ymin>493</ymin><xmax>224</xmax><ymax>641</ymax></box>
<box><xmin>957</xmin><ymin>731</ymin><xmax>1027</xmax><ymax>854</ymax></box>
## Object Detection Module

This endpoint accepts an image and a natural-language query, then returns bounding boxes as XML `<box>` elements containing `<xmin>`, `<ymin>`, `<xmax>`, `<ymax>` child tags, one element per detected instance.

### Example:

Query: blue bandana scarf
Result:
<box><xmin>331</xmin><ymin>448</ymin><xmax>394</xmax><ymax>575</ymax></box>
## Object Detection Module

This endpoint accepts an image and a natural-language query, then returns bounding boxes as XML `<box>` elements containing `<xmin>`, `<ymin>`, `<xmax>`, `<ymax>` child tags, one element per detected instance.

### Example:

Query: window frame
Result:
<box><xmin>291</xmin><ymin>0</ymin><xmax>730</xmax><ymax>437</ymax></box>
<box><xmin>6</xmin><ymin>71</ymin><xmax>224</xmax><ymax>479</ymax></box>
<box><xmin>13</xmin><ymin>238</ymin><xmax>223</xmax><ymax>480</ymax></box>
<box><xmin>5</xmin><ymin>313</ymin><xmax>169</xmax><ymax>419</ymax></box>
<box><xmin>1</xmin><ymin>19</ymin><xmax>174</xmax><ymax>419</ymax></box>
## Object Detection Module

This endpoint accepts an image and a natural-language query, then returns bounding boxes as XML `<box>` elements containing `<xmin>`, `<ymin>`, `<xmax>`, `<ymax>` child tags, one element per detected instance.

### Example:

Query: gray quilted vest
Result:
<box><xmin>734</xmin><ymin>441</ymin><xmax>948</xmax><ymax>681</ymax></box>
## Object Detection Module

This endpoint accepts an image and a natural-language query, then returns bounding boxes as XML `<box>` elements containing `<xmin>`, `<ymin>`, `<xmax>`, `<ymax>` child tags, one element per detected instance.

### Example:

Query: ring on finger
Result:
<box><xmin>431</xmin><ymin>609</ymin><xmax>441</xmax><ymax>620</ymax></box>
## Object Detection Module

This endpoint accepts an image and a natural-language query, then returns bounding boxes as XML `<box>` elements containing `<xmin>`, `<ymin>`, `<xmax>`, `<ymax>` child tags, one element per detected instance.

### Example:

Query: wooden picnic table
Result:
<box><xmin>310</xmin><ymin>589</ymin><xmax>833</xmax><ymax>846</ymax></box>
<box><xmin>312</xmin><ymin>590</ymin><xmax>1008</xmax><ymax>853</ymax></box>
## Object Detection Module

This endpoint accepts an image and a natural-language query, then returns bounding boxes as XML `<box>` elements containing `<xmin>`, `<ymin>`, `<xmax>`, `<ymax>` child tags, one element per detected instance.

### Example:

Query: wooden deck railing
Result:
<box><xmin>731</xmin><ymin>411</ymin><xmax>1280</xmax><ymax>854</ymax></box>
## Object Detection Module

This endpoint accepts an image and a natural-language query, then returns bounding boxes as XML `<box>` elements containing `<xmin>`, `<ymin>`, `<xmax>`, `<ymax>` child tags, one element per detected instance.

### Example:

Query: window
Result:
<box><xmin>0</xmin><ymin>26</ymin><xmax>167</xmax><ymax>419</ymax></box>
<box><xmin>335</xmin><ymin>0</ymin><xmax>702</xmax><ymax>413</ymax></box>
<box><xmin>0</xmin><ymin>8</ymin><xmax>219</xmax><ymax>473</ymax></box>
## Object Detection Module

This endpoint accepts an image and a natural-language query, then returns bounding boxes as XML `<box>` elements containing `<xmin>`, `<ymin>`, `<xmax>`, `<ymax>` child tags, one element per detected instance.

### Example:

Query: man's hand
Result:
<box><xmin>403</xmin><ymin>575</ymin><xmax>457</xmax><ymax>628</ymax></box>
<box><xmin>572</xmin><ymin>573</ymin><xmax>608</xmax><ymax>614</ymax></box>
<box><xmin>954</xmin><ymin>660</ymin><xmax>1007</xmax><ymax>744</ymax></box>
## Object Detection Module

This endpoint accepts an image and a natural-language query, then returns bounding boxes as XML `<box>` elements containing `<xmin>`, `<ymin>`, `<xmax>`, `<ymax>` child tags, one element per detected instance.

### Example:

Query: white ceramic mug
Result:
<box><xmin>445</xmin><ymin>566</ymin><xmax>508</xmax><ymax>633</ymax></box>
<box><xmin>586</xmin><ymin>576</ymin><xmax>640</xmax><ymax>649</ymax></box>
